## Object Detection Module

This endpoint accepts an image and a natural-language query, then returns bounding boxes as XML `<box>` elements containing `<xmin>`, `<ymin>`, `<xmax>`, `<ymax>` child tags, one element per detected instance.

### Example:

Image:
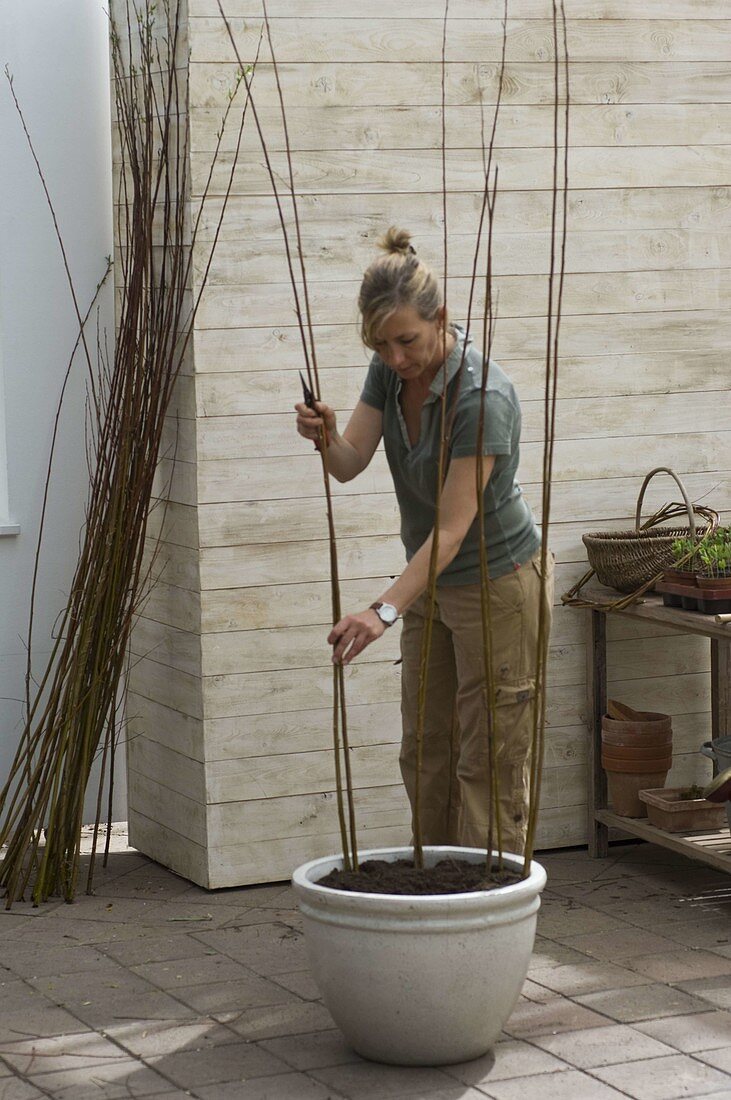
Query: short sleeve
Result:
<box><xmin>450</xmin><ymin>388</ymin><xmax>515</xmax><ymax>458</ymax></box>
<box><xmin>360</xmin><ymin>355</ymin><xmax>388</xmax><ymax>411</ymax></box>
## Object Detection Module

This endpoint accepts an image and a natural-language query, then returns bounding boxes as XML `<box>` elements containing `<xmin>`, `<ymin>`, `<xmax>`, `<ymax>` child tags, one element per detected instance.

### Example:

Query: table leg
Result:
<box><xmin>587</xmin><ymin>610</ymin><xmax>608</xmax><ymax>858</ymax></box>
<box><xmin>710</xmin><ymin>638</ymin><xmax>731</xmax><ymax>773</ymax></box>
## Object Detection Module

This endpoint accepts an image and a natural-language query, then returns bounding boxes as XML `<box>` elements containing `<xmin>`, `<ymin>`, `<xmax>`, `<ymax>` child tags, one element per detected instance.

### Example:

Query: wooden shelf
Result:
<box><xmin>577</xmin><ymin>587</ymin><xmax>731</xmax><ymax>874</ymax></box>
<box><xmin>596</xmin><ymin>810</ymin><xmax>731</xmax><ymax>875</ymax></box>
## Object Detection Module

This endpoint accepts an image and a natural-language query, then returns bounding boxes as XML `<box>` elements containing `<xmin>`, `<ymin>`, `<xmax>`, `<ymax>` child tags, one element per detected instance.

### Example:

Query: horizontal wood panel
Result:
<box><xmin>193</xmin><ymin>392</ymin><xmax>730</xmax><ymax>460</ymax></box>
<box><xmin>201</xmin><ymin>801</ymin><xmax>589</xmax><ymax>886</ymax></box>
<box><xmin>192</xmin><ymin>2</ymin><xmax>731</xmax><ymax>19</ymax></box>
<box><xmin>190</xmin><ymin>103</ymin><xmax>731</xmax><ymax>154</ymax></box>
<box><xmin>131</xmin><ymin>615</ymin><xmax>202</xmax><ymax>677</ymax></box>
<box><xmin>193</xmin><ymin>433</ymin><xmax>729</xmax><ymax>506</ymax></box>
<box><xmin>190</xmin><ymin>146</ymin><xmax>731</xmax><ymax>200</ymax></box>
<box><xmin>190</xmin><ymin>62</ymin><xmax>731</xmax><ymax>109</ymax></box>
<box><xmin>129</xmin><ymin>736</ymin><xmax>207</xmax><ymax>803</ymax></box>
<box><xmin>197</xmin><ymin>655</ymin><xmax>711</xmax><ymax>722</ymax></box>
<box><xmin>127</xmin><ymin>810</ymin><xmax>209</xmax><ymax>888</ymax></box>
<box><xmin>195</xmin><ymin>473</ymin><xmax>729</xmax><ymax>549</ymax></box>
<box><xmin>195</xmin><ymin>227</ymin><xmax>731</xmax><ymax>285</ymax></box>
<box><xmin>194</xmin><ymin>188</ymin><xmax>731</xmax><ymax>245</ymax></box>
<box><xmin>127</xmin><ymin>693</ymin><xmax>206</xmax><ymax>763</ymax></box>
<box><xmin>192</xmin><ymin>311</ymin><xmax>731</xmax><ymax>369</ymax></box>
<box><xmin>196</xmin><ymin>268</ymin><xmax>731</xmax><ymax>328</ymax></box>
<box><xmin>192</xmin><ymin>20</ymin><xmax>731</xmax><ymax>65</ymax></box>
<box><xmin>137</xmin><ymin>581</ymin><xmax>201</xmax><ymax>634</ymax></box>
<box><xmin>199</xmin><ymin>626</ymin><xmax>708</xmax><ymax>683</ymax></box>
<box><xmin>193</xmin><ymin>356</ymin><xmax>731</xmax><ymax>414</ymax></box>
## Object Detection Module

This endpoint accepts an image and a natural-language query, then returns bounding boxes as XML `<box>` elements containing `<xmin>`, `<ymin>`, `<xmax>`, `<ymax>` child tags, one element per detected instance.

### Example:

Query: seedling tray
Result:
<box><xmin>655</xmin><ymin>579</ymin><xmax>731</xmax><ymax>615</ymax></box>
<box><xmin>639</xmin><ymin>788</ymin><xmax>727</xmax><ymax>833</ymax></box>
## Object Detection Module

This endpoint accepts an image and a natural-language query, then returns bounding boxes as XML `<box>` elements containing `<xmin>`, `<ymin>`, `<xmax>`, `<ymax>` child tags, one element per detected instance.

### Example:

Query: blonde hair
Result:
<box><xmin>358</xmin><ymin>227</ymin><xmax>445</xmax><ymax>349</ymax></box>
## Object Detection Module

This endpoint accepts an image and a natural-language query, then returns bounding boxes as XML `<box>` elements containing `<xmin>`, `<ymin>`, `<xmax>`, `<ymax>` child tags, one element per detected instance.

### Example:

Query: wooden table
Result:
<box><xmin>581</xmin><ymin>584</ymin><xmax>731</xmax><ymax>874</ymax></box>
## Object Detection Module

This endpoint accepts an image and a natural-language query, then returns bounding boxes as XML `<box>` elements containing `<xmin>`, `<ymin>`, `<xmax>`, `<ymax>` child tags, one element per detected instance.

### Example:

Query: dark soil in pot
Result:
<box><xmin>318</xmin><ymin>857</ymin><xmax>522</xmax><ymax>895</ymax></box>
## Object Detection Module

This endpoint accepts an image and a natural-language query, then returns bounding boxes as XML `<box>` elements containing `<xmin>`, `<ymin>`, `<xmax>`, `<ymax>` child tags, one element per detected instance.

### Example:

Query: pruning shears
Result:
<box><xmin>299</xmin><ymin>370</ymin><xmax>328</xmax><ymax>452</ymax></box>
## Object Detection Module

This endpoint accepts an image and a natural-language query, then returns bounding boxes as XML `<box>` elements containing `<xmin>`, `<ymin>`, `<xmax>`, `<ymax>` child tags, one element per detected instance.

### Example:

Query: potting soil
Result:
<box><xmin>317</xmin><ymin>857</ymin><xmax>521</xmax><ymax>895</ymax></box>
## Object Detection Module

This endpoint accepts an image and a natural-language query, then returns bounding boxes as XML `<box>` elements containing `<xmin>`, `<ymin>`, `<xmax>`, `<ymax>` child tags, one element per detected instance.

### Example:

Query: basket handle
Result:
<box><xmin>634</xmin><ymin>467</ymin><xmax>696</xmax><ymax>538</ymax></box>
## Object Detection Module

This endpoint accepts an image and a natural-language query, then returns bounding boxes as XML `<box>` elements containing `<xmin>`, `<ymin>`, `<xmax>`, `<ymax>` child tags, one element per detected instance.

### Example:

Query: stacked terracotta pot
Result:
<box><xmin>601</xmin><ymin>702</ymin><xmax>672</xmax><ymax>817</ymax></box>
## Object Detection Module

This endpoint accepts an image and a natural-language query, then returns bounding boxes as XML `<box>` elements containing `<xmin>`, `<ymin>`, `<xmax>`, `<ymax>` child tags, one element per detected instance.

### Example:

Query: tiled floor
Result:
<box><xmin>1</xmin><ymin>832</ymin><xmax>730</xmax><ymax>1099</ymax></box>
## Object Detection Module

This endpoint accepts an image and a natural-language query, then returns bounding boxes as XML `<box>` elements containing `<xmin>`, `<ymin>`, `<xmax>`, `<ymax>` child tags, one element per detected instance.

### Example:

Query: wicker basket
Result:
<box><xmin>582</xmin><ymin>467</ymin><xmax>718</xmax><ymax>594</ymax></box>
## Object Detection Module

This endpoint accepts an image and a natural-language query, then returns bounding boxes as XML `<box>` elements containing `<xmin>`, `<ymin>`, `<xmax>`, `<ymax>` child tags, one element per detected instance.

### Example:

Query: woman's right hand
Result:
<box><xmin>295</xmin><ymin>399</ymin><xmax>337</xmax><ymax>445</ymax></box>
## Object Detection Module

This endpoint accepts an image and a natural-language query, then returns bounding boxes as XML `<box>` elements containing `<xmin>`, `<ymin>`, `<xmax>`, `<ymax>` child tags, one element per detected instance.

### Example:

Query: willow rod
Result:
<box><xmin>215</xmin><ymin>1</ymin><xmax>358</xmax><ymax>870</ymax></box>
<box><xmin>524</xmin><ymin>0</ymin><xmax>569</xmax><ymax>868</ymax></box>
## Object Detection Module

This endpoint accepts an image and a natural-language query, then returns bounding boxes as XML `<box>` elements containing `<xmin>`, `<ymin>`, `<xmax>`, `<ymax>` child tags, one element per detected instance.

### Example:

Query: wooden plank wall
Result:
<box><xmin>123</xmin><ymin>0</ymin><xmax>731</xmax><ymax>887</ymax></box>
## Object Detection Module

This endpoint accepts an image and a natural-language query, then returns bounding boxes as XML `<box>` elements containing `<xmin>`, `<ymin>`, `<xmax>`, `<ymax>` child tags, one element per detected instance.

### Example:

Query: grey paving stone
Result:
<box><xmin>2</xmin><ymin>943</ymin><xmax>119</xmax><ymax>980</ymax></box>
<box><xmin>194</xmin><ymin>922</ymin><xmax>309</xmax><ymax>977</ymax></box>
<box><xmin>98</xmin><ymin>931</ymin><xmax>221</xmax><ymax>968</ymax></box>
<box><xmin>556</xmin><ymin>926</ymin><xmax>688</xmax><ymax>961</ymax></box>
<box><xmin>309</xmin><ymin>1061</ymin><xmax>457</xmax><ymax>1099</ymax></box>
<box><xmin>258</xmin><ymin>1028</ymin><xmax>362</xmax><ymax>1071</ymax></box>
<box><xmin>529</xmin><ymin>1022</ymin><xmax>676</xmax><ymax>1068</ymax></box>
<box><xmin>537</xmin><ymin>898</ymin><xmax>626</xmax><ymax>938</ymax></box>
<box><xmin>20</xmin><ymin>1059</ymin><xmax>178</xmax><ymax>1098</ymax></box>
<box><xmin>443</xmin><ymin>1038</ymin><xmax>567</xmax><ymax>1085</ymax></box>
<box><xmin>647</xmin><ymin>917</ymin><xmax>731</xmax><ymax>952</ymax></box>
<box><xmin>528</xmin><ymin>959</ymin><xmax>653</xmax><ymax>996</ymax></box>
<box><xmin>0</xmin><ymin>1078</ymin><xmax>47</xmax><ymax>1099</ymax></box>
<box><xmin>193</xmin><ymin>1072</ymin><xmax>344</xmax><ymax>1099</ymax></box>
<box><xmin>169</xmin><ymin>973</ymin><xmax>299</xmax><ymax>1015</ymax></box>
<box><xmin>593</xmin><ymin>1052</ymin><xmax>731</xmax><ymax>1099</ymax></box>
<box><xmin>131</xmin><ymin>953</ymin><xmax>257</xmax><ymax>990</ymax></box>
<box><xmin>695</xmin><ymin>1047</ymin><xmax>731</xmax><ymax>1075</ymax></box>
<box><xmin>625</xmin><ymin>949</ymin><xmax>731</xmax><ymax>983</ymax></box>
<box><xmin>478</xmin><ymin>1066</ymin><xmax>628</xmax><ymax>1099</ymax></box>
<box><xmin>635</xmin><ymin>1011</ymin><xmax>731</xmax><ymax>1054</ymax></box>
<box><xmin>146</xmin><ymin>1040</ymin><xmax>288</xmax><ymax>1087</ymax></box>
<box><xmin>0</xmin><ymin>1007</ymin><xmax>89</xmax><ymax>1045</ymax></box>
<box><xmin>269</xmin><ymin>968</ymin><xmax>321</xmax><ymax>1001</ymax></box>
<box><xmin>0</xmin><ymin>1030</ymin><xmax>130</xmax><ymax>1075</ymax></box>
<box><xmin>104</xmin><ymin>1018</ymin><xmax>239</xmax><ymax>1059</ymax></box>
<box><xmin>219</xmin><ymin>1001</ymin><xmax>336</xmax><ymax>1042</ymax></box>
<box><xmin>675</xmin><ymin>975</ymin><xmax>731</xmax><ymax>1011</ymax></box>
<box><xmin>575</xmin><ymin>982</ymin><xmax>718</xmax><ymax>1023</ymax></box>
<box><xmin>502</xmin><ymin>993</ymin><xmax>615</xmax><ymax>1038</ymax></box>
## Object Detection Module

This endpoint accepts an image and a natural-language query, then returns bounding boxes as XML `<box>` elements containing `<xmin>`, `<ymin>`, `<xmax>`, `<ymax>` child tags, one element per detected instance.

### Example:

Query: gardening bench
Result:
<box><xmin>580</xmin><ymin>584</ymin><xmax>731</xmax><ymax>874</ymax></box>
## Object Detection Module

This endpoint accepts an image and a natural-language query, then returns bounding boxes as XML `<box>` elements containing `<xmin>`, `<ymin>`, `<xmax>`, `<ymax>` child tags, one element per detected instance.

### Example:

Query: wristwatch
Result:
<box><xmin>369</xmin><ymin>601</ymin><xmax>398</xmax><ymax>627</ymax></box>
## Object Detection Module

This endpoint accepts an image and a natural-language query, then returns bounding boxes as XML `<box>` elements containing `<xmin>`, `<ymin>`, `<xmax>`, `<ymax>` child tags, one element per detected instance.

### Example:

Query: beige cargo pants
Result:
<box><xmin>399</xmin><ymin>548</ymin><xmax>554</xmax><ymax>856</ymax></box>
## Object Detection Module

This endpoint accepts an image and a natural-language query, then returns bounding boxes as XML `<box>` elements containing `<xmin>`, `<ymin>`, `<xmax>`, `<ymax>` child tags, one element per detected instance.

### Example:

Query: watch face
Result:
<box><xmin>379</xmin><ymin>603</ymin><xmax>398</xmax><ymax>624</ymax></box>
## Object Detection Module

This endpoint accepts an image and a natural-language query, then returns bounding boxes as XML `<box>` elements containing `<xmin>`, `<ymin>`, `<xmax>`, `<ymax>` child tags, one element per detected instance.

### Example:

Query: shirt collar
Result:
<box><xmin>426</xmin><ymin>325</ymin><xmax>471</xmax><ymax>403</ymax></box>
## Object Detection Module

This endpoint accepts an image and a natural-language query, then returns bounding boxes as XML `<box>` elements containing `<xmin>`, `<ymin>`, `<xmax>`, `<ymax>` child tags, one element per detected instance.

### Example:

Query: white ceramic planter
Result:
<box><xmin>292</xmin><ymin>845</ymin><xmax>546</xmax><ymax>1066</ymax></box>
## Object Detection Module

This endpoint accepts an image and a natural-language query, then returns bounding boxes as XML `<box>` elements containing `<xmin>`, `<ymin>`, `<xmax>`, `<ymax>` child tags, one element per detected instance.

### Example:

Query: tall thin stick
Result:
<box><xmin>215</xmin><ymin>1</ymin><xmax>358</xmax><ymax>869</ymax></box>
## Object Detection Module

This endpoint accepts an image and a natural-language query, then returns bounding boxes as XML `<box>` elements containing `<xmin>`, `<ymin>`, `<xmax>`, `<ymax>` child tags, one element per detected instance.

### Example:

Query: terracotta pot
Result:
<box><xmin>602</xmin><ymin>712</ymin><xmax>671</xmax><ymax>734</ymax></box>
<box><xmin>601</xmin><ymin>728</ymin><xmax>672</xmax><ymax>749</ymax></box>
<box><xmin>606</xmin><ymin>770</ymin><xmax>670</xmax><ymax>817</ymax></box>
<box><xmin>602</xmin><ymin>743</ymin><xmax>673</xmax><ymax>762</ymax></box>
<box><xmin>602</xmin><ymin>755</ymin><xmax>672</xmax><ymax>774</ymax></box>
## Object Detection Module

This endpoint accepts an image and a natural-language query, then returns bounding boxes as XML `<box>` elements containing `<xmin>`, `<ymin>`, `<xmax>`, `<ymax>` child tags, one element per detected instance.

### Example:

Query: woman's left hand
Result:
<box><xmin>328</xmin><ymin>609</ymin><xmax>386</xmax><ymax>665</ymax></box>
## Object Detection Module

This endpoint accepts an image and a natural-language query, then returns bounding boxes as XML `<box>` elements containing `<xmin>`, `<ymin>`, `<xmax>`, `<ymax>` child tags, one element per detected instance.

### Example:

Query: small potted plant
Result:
<box><xmin>663</xmin><ymin>536</ymin><xmax>700</xmax><ymax>584</ymax></box>
<box><xmin>696</xmin><ymin>527</ymin><xmax>731</xmax><ymax>588</ymax></box>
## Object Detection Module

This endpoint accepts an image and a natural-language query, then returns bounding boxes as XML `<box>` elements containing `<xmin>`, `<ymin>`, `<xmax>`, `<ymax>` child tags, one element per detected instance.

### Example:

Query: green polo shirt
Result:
<box><xmin>360</xmin><ymin>326</ymin><xmax>540</xmax><ymax>583</ymax></box>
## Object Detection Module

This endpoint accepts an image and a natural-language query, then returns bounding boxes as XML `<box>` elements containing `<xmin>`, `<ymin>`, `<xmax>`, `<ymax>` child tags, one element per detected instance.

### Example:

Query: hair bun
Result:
<box><xmin>378</xmin><ymin>226</ymin><xmax>416</xmax><ymax>257</ymax></box>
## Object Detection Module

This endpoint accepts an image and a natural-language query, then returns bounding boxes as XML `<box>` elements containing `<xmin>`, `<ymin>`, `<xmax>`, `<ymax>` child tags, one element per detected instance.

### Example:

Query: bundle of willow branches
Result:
<box><xmin>0</xmin><ymin>0</ymin><xmax>252</xmax><ymax>906</ymax></box>
<box><xmin>217</xmin><ymin>0</ymin><xmax>568</xmax><ymax>877</ymax></box>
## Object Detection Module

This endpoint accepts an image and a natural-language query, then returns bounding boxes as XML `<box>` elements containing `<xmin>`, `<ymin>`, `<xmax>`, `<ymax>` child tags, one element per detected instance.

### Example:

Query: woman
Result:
<box><xmin>295</xmin><ymin>228</ymin><xmax>553</xmax><ymax>856</ymax></box>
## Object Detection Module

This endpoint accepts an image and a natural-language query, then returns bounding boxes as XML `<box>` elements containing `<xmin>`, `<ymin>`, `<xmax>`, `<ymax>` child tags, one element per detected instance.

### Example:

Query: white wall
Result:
<box><xmin>0</xmin><ymin>2</ymin><xmax>124</xmax><ymax>820</ymax></box>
